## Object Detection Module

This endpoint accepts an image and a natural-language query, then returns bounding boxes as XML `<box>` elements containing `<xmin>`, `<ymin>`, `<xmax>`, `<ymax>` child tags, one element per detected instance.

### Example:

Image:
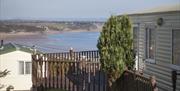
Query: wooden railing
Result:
<box><xmin>32</xmin><ymin>50</ymin><xmax>155</xmax><ymax>91</ymax></box>
<box><xmin>115</xmin><ymin>70</ymin><xmax>154</xmax><ymax>91</ymax></box>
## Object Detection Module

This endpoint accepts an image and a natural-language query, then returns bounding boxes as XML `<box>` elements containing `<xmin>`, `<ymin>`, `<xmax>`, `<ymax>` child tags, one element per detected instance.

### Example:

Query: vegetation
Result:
<box><xmin>0</xmin><ymin>23</ymin><xmax>45</xmax><ymax>33</ymax></box>
<box><xmin>0</xmin><ymin>69</ymin><xmax>10</xmax><ymax>89</ymax></box>
<box><xmin>97</xmin><ymin>15</ymin><xmax>134</xmax><ymax>91</ymax></box>
<box><xmin>0</xmin><ymin>21</ymin><xmax>101</xmax><ymax>33</ymax></box>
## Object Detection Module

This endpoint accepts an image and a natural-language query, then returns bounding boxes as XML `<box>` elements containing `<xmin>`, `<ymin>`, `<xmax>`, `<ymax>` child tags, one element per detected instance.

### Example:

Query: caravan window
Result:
<box><xmin>19</xmin><ymin>61</ymin><xmax>24</xmax><ymax>74</ymax></box>
<box><xmin>25</xmin><ymin>62</ymin><xmax>32</xmax><ymax>74</ymax></box>
<box><xmin>173</xmin><ymin>29</ymin><xmax>180</xmax><ymax>66</ymax></box>
<box><xmin>133</xmin><ymin>26</ymin><xmax>139</xmax><ymax>54</ymax></box>
<box><xmin>133</xmin><ymin>25</ymin><xmax>140</xmax><ymax>70</ymax></box>
<box><xmin>19</xmin><ymin>61</ymin><xmax>32</xmax><ymax>75</ymax></box>
<box><xmin>145</xmin><ymin>28</ymin><xmax>155</xmax><ymax>60</ymax></box>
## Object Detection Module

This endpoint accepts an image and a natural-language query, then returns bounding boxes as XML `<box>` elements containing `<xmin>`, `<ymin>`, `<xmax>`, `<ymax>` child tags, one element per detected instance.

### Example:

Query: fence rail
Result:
<box><xmin>32</xmin><ymin>50</ymin><xmax>155</xmax><ymax>91</ymax></box>
<box><xmin>116</xmin><ymin>70</ymin><xmax>154</xmax><ymax>91</ymax></box>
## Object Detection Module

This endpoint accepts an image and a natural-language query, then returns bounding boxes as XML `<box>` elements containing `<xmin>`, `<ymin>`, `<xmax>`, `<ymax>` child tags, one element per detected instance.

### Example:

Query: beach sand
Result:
<box><xmin>0</xmin><ymin>26</ymin><xmax>102</xmax><ymax>40</ymax></box>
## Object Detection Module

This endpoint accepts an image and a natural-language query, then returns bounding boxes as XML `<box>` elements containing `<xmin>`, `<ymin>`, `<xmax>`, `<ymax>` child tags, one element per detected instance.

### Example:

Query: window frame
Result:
<box><xmin>25</xmin><ymin>62</ymin><xmax>32</xmax><ymax>74</ymax></box>
<box><xmin>172</xmin><ymin>29</ymin><xmax>180</xmax><ymax>66</ymax></box>
<box><xmin>133</xmin><ymin>24</ymin><xmax>139</xmax><ymax>55</ymax></box>
<box><xmin>19</xmin><ymin>61</ymin><xmax>25</xmax><ymax>75</ymax></box>
<box><xmin>145</xmin><ymin>26</ymin><xmax>156</xmax><ymax>64</ymax></box>
<box><xmin>132</xmin><ymin>24</ymin><xmax>140</xmax><ymax>70</ymax></box>
<box><xmin>19</xmin><ymin>61</ymin><xmax>32</xmax><ymax>75</ymax></box>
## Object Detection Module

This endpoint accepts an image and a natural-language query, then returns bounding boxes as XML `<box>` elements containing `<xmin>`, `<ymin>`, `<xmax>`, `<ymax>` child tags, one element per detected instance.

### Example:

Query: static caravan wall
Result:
<box><xmin>129</xmin><ymin>11</ymin><xmax>180</xmax><ymax>91</ymax></box>
<box><xmin>0</xmin><ymin>51</ymin><xmax>32</xmax><ymax>91</ymax></box>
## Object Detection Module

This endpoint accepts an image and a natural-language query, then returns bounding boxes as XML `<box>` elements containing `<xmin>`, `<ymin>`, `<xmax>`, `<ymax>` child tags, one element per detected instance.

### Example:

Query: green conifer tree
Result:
<box><xmin>97</xmin><ymin>15</ymin><xmax>134</xmax><ymax>91</ymax></box>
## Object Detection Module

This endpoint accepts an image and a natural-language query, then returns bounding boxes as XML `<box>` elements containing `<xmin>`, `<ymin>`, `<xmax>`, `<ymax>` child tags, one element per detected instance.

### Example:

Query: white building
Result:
<box><xmin>0</xmin><ymin>42</ymin><xmax>36</xmax><ymax>91</ymax></box>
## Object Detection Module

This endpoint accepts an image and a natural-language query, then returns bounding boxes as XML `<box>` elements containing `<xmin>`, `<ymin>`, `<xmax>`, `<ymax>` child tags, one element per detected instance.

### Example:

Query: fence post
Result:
<box><xmin>32</xmin><ymin>55</ymin><xmax>38</xmax><ymax>91</ymax></box>
<box><xmin>69</xmin><ymin>47</ymin><xmax>74</xmax><ymax>60</ymax></box>
<box><xmin>32</xmin><ymin>45</ymin><xmax>37</xmax><ymax>55</ymax></box>
<box><xmin>150</xmin><ymin>76</ymin><xmax>158</xmax><ymax>91</ymax></box>
<box><xmin>82</xmin><ymin>55</ymin><xmax>86</xmax><ymax>91</ymax></box>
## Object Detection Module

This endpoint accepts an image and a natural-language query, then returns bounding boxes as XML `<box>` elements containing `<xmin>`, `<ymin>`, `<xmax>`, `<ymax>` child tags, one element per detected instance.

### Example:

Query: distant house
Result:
<box><xmin>125</xmin><ymin>4</ymin><xmax>180</xmax><ymax>91</ymax></box>
<box><xmin>0</xmin><ymin>41</ymin><xmax>37</xmax><ymax>91</ymax></box>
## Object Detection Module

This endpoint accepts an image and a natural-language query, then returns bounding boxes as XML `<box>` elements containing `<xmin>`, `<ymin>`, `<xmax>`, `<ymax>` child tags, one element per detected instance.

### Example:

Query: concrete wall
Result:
<box><xmin>0</xmin><ymin>51</ymin><xmax>32</xmax><ymax>91</ymax></box>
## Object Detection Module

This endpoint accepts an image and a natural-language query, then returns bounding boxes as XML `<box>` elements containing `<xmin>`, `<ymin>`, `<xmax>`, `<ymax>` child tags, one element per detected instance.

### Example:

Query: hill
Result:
<box><xmin>0</xmin><ymin>20</ymin><xmax>104</xmax><ymax>33</ymax></box>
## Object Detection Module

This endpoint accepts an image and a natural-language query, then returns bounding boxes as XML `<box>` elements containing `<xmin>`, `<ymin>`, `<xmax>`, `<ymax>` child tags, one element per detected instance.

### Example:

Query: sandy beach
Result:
<box><xmin>0</xmin><ymin>26</ymin><xmax>102</xmax><ymax>40</ymax></box>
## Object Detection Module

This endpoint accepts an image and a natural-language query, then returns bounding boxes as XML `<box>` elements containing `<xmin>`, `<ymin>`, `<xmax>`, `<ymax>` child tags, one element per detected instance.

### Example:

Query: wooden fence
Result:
<box><xmin>114</xmin><ymin>70</ymin><xmax>154</xmax><ymax>91</ymax></box>
<box><xmin>32</xmin><ymin>50</ymin><xmax>155</xmax><ymax>91</ymax></box>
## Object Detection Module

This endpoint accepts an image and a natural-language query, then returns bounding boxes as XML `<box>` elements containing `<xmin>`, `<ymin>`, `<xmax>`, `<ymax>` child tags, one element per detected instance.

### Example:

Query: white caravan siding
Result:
<box><xmin>129</xmin><ymin>11</ymin><xmax>180</xmax><ymax>91</ymax></box>
<box><xmin>0</xmin><ymin>51</ymin><xmax>32</xmax><ymax>91</ymax></box>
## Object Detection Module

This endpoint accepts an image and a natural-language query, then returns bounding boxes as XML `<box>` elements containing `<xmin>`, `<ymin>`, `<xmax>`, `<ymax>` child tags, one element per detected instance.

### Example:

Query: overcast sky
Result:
<box><xmin>0</xmin><ymin>0</ymin><xmax>179</xmax><ymax>20</ymax></box>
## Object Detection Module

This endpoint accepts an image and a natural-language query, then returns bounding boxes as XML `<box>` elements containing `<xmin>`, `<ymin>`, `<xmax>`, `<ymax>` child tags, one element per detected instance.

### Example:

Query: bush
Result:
<box><xmin>97</xmin><ymin>15</ymin><xmax>134</xmax><ymax>91</ymax></box>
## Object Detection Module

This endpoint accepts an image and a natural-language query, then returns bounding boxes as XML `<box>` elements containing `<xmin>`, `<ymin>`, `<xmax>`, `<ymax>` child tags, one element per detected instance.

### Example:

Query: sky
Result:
<box><xmin>0</xmin><ymin>0</ymin><xmax>179</xmax><ymax>20</ymax></box>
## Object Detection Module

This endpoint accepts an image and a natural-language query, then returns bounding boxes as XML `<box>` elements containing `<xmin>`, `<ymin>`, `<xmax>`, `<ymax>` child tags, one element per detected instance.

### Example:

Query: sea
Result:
<box><xmin>6</xmin><ymin>32</ymin><xmax>100</xmax><ymax>53</ymax></box>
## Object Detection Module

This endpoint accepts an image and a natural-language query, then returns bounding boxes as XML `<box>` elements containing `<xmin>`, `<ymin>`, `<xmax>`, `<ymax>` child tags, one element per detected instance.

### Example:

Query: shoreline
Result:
<box><xmin>0</xmin><ymin>29</ymin><xmax>101</xmax><ymax>40</ymax></box>
<box><xmin>0</xmin><ymin>30</ymin><xmax>100</xmax><ymax>52</ymax></box>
